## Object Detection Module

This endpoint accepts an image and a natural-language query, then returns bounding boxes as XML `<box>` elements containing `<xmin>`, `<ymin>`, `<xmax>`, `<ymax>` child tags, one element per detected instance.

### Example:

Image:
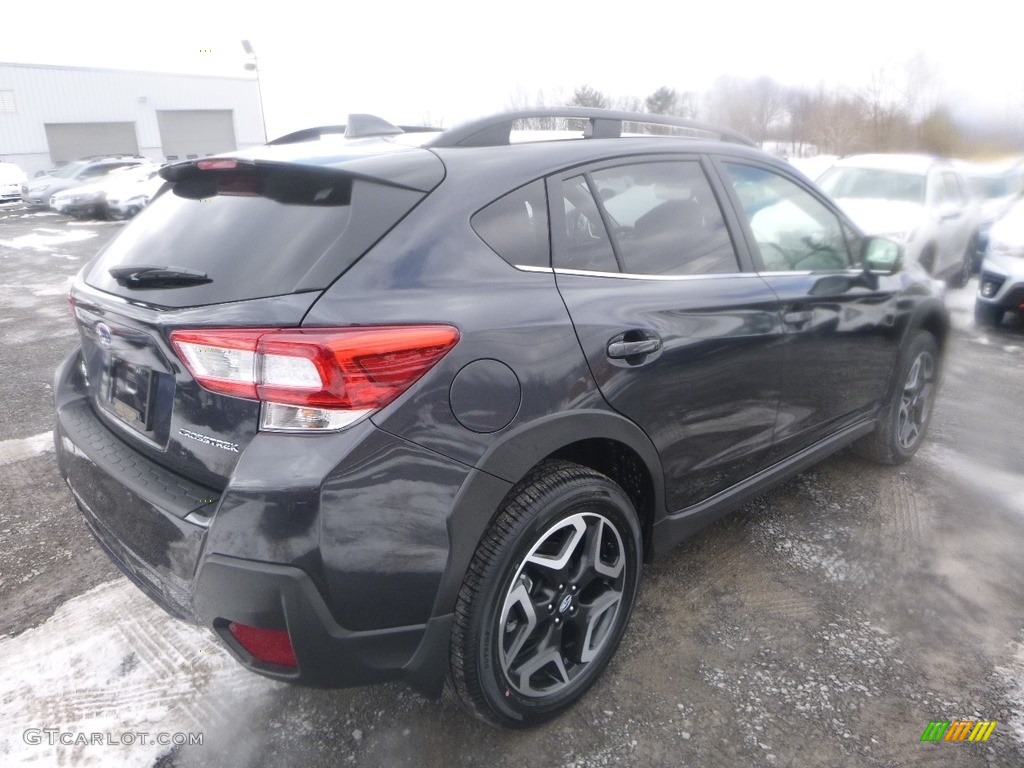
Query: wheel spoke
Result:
<box><xmin>524</xmin><ymin>516</ymin><xmax>587</xmax><ymax>572</ymax></box>
<box><xmin>509</xmin><ymin>638</ymin><xmax>570</xmax><ymax>696</ymax></box>
<box><xmin>574</xmin><ymin>589</ymin><xmax>622</xmax><ymax>663</ymax></box>
<box><xmin>499</xmin><ymin>581</ymin><xmax>539</xmax><ymax>667</ymax></box>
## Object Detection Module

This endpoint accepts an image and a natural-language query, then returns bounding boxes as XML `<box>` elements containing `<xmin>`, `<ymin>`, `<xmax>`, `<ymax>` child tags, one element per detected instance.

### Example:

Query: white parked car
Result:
<box><xmin>0</xmin><ymin>161</ymin><xmax>27</xmax><ymax>201</ymax></box>
<box><xmin>818</xmin><ymin>154</ymin><xmax>979</xmax><ymax>286</ymax></box>
<box><xmin>976</xmin><ymin>196</ymin><xmax>1024</xmax><ymax>327</ymax></box>
<box><xmin>49</xmin><ymin>163</ymin><xmax>160</xmax><ymax>218</ymax></box>
<box><xmin>102</xmin><ymin>165</ymin><xmax>166</xmax><ymax>218</ymax></box>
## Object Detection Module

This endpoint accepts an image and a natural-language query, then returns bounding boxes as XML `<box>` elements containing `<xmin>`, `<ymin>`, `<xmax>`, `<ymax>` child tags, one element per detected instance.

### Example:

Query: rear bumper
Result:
<box><xmin>196</xmin><ymin>555</ymin><xmax>452</xmax><ymax>689</ymax></box>
<box><xmin>53</xmin><ymin>346</ymin><xmax>463</xmax><ymax>694</ymax></box>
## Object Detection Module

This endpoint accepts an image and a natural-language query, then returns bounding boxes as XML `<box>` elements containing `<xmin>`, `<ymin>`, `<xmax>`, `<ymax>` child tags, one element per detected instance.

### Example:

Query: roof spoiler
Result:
<box><xmin>267</xmin><ymin>116</ymin><xmax>443</xmax><ymax>146</ymax></box>
<box><xmin>426</xmin><ymin>107</ymin><xmax>756</xmax><ymax>148</ymax></box>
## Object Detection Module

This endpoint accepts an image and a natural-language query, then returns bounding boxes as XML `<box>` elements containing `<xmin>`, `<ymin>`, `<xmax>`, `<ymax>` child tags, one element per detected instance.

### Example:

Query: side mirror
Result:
<box><xmin>863</xmin><ymin>237</ymin><xmax>902</xmax><ymax>276</ymax></box>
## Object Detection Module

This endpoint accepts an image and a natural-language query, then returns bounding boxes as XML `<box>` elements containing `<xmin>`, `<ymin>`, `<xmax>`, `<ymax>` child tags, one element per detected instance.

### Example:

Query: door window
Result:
<box><xmin>723</xmin><ymin>163</ymin><xmax>853</xmax><ymax>272</ymax></box>
<box><xmin>557</xmin><ymin>161</ymin><xmax>739</xmax><ymax>276</ymax></box>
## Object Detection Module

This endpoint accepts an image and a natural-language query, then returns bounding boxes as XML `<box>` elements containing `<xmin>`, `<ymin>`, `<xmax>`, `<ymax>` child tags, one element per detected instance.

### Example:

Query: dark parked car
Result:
<box><xmin>54</xmin><ymin>108</ymin><xmax>948</xmax><ymax>728</ymax></box>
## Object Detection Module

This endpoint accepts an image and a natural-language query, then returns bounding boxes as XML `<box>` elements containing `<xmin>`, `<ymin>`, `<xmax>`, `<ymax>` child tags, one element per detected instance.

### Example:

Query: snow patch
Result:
<box><xmin>0</xmin><ymin>432</ymin><xmax>54</xmax><ymax>466</ymax></box>
<box><xmin>919</xmin><ymin>443</ymin><xmax>1024</xmax><ymax>518</ymax></box>
<box><xmin>31</xmin><ymin>278</ymin><xmax>74</xmax><ymax>297</ymax></box>
<box><xmin>0</xmin><ymin>580</ymin><xmax>281</xmax><ymax>767</ymax></box>
<box><xmin>0</xmin><ymin>230</ymin><xmax>96</xmax><ymax>252</ymax></box>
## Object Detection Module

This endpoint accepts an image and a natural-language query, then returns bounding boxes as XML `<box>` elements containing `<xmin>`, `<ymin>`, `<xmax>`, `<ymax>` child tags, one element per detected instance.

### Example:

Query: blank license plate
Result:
<box><xmin>109</xmin><ymin>358</ymin><xmax>153</xmax><ymax>429</ymax></box>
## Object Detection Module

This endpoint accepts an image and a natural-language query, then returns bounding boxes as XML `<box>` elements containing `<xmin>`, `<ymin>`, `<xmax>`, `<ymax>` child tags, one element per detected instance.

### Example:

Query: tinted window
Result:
<box><xmin>725</xmin><ymin>163</ymin><xmax>852</xmax><ymax>272</ymax></box>
<box><xmin>818</xmin><ymin>167</ymin><xmax>926</xmax><ymax>205</ymax></box>
<box><xmin>86</xmin><ymin>167</ymin><xmax>425</xmax><ymax>307</ymax></box>
<box><xmin>591</xmin><ymin>161</ymin><xmax>738</xmax><ymax>275</ymax></box>
<box><xmin>472</xmin><ymin>179</ymin><xmax>550</xmax><ymax>268</ymax></box>
<box><xmin>559</xmin><ymin>175</ymin><xmax>620</xmax><ymax>272</ymax></box>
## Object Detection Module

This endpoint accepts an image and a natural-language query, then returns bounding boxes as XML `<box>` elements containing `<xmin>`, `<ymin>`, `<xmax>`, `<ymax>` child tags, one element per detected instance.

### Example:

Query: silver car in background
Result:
<box><xmin>959</xmin><ymin>158</ymin><xmax>1024</xmax><ymax>269</ymax></box>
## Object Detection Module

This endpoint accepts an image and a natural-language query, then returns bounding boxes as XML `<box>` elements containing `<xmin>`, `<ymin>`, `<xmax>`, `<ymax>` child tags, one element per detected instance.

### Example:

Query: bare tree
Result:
<box><xmin>706</xmin><ymin>76</ymin><xmax>784</xmax><ymax>144</ymax></box>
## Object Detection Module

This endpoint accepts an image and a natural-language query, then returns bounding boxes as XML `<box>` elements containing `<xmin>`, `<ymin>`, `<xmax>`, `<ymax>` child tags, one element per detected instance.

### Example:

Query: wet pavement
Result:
<box><xmin>1</xmin><ymin>201</ymin><xmax>1022</xmax><ymax>767</ymax></box>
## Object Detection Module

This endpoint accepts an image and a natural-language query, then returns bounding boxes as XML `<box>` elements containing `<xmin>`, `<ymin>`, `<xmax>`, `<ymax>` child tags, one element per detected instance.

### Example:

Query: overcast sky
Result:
<box><xmin>4</xmin><ymin>0</ymin><xmax>1021</xmax><ymax>139</ymax></box>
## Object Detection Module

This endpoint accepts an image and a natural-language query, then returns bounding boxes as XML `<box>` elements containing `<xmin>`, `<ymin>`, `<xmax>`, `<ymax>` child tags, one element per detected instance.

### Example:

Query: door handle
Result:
<box><xmin>783</xmin><ymin>310</ymin><xmax>813</xmax><ymax>327</ymax></box>
<box><xmin>607</xmin><ymin>331</ymin><xmax>662</xmax><ymax>359</ymax></box>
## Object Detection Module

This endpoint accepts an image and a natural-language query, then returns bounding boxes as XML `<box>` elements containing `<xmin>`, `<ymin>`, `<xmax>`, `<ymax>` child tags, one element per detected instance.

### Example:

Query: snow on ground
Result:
<box><xmin>0</xmin><ymin>580</ymin><xmax>281</xmax><ymax>767</ymax></box>
<box><xmin>0</xmin><ymin>432</ymin><xmax>54</xmax><ymax>466</ymax></box>
<box><xmin>919</xmin><ymin>442</ymin><xmax>1024</xmax><ymax>518</ymax></box>
<box><xmin>0</xmin><ymin>229</ymin><xmax>96</xmax><ymax>252</ymax></box>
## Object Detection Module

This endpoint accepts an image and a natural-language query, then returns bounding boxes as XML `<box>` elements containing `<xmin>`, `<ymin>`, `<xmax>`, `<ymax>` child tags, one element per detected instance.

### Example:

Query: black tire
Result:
<box><xmin>450</xmin><ymin>460</ymin><xmax>642</xmax><ymax>728</ymax></box>
<box><xmin>974</xmin><ymin>301</ymin><xmax>1003</xmax><ymax>328</ymax></box>
<box><xmin>854</xmin><ymin>331</ymin><xmax>939</xmax><ymax>465</ymax></box>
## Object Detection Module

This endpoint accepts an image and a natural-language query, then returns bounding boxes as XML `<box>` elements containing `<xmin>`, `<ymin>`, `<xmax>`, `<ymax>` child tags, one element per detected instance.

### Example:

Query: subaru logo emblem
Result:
<box><xmin>558</xmin><ymin>595</ymin><xmax>573</xmax><ymax>613</ymax></box>
<box><xmin>95</xmin><ymin>322</ymin><xmax>113</xmax><ymax>349</ymax></box>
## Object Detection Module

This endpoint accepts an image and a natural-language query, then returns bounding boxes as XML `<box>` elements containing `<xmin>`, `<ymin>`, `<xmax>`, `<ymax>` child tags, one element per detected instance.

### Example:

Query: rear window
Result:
<box><xmin>85</xmin><ymin>166</ymin><xmax>426</xmax><ymax>307</ymax></box>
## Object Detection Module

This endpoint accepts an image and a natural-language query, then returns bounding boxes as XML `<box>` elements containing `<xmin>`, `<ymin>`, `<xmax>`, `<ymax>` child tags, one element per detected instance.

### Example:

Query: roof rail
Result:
<box><xmin>426</xmin><ymin>107</ymin><xmax>756</xmax><ymax>148</ymax></box>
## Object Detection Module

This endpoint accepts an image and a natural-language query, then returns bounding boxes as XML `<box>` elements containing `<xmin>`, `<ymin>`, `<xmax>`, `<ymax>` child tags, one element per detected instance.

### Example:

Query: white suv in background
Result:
<box><xmin>0</xmin><ymin>161</ymin><xmax>27</xmax><ymax>201</ymax></box>
<box><xmin>818</xmin><ymin>154</ymin><xmax>979</xmax><ymax>286</ymax></box>
<box><xmin>976</xmin><ymin>197</ymin><xmax>1024</xmax><ymax>327</ymax></box>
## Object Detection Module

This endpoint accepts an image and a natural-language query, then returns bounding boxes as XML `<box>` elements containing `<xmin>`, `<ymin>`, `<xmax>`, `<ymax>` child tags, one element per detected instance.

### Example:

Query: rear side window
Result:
<box><xmin>86</xmin><ymin>166</ymin><xmax>426</xmax><ymax>307</ymax></box>
<box><xmin>472</xmin><ymin>179</ymin><xmax>550</xmax><ymax>268</ymax></box>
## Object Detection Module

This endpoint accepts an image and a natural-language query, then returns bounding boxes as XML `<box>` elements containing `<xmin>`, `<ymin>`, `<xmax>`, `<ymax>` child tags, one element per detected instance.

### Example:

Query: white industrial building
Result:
<box><xmin>0</xmin><ymin>62</ymin><xmax>265</xmax><ymax>177</ymax></box>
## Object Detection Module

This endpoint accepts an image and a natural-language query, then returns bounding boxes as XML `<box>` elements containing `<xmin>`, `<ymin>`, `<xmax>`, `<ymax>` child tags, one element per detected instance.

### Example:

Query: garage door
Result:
<box><xmin>45</xmin><ymin>122</ymin><xmax>140</xmax><ymax>165</ymax></box>
<box><xmin>157</xmin><ymin>110</ymin><xmax>236</xmax><ymax>161</ymax></box>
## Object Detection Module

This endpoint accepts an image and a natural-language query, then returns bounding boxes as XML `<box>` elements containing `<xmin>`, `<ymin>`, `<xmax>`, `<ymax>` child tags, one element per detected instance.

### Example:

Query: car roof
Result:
<box><xmin>831</xmin><ymin>153</ymin><xmax>950</xmax><ymax>174</ymax></box>
<box><xmin>166</xmin><ymin>109</ymin><xmax>778</xmax><ymax>194</ymax></box>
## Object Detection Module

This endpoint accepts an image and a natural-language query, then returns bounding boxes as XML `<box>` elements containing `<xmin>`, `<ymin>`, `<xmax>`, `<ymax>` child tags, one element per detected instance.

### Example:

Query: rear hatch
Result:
<box><xmin>72</xmin><ymin>146</ymin><xmax>445</xmax><ymax>488</ymax></box>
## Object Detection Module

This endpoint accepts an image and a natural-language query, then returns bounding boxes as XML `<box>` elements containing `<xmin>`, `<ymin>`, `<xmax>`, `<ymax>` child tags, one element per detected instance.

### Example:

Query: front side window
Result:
<box><xmin>556</xmin><ymin>160</ymin><xmax>739</xmax><ymax>276</ymax></box>
<box><xmin>724</xmin><ymin>163</ymin><xmax>853</xmax><ymax>272</ymax></box>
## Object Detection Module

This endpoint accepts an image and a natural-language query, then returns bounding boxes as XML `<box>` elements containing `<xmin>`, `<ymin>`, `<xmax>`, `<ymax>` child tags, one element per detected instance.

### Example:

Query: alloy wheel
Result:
<box><xmin>897</xmin><ymin>350</ymin><xmax>935</xmax><ymax>451</ymax></box>
<box><xmin>498</xmin><ymin>511</ymin><xmax>626</xmax><ymax>697</ymax></box>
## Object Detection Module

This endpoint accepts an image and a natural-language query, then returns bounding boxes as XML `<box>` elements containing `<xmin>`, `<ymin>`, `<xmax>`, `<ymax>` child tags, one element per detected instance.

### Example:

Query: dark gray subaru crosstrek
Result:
<box><xmin>53</xmin><ymin>108</ymin><xmax>948</xmax><ymax>727</ymax></box>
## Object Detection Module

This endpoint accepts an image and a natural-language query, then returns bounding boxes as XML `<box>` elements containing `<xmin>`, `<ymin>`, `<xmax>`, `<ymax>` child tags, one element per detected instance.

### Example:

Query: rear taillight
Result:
<box><xmin>170</xmin><ymin>325</ymin><xmax>459</xmax><ymax>432</ymax></box>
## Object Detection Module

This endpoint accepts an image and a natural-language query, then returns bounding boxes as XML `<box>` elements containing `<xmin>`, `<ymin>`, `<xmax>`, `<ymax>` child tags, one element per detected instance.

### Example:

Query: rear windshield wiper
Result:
<box><xmin>109</xmin><ymin>266</ymin><xmax>212</xmax><ymax>289</ymax></box>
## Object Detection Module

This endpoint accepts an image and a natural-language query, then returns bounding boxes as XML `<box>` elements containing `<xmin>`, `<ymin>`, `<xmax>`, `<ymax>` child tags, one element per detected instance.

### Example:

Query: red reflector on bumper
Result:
<box><xmin>228</xmin><ymin>621</ymin><xmax>298</xmax><ymax>668</ymax></box>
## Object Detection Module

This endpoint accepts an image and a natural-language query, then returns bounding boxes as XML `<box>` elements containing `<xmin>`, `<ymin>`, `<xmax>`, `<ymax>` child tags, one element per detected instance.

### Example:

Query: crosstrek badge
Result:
<box><xmin>178</xmin><ymin>428</ymin><xmax>239</xmax><ymax>453</ymax></box>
